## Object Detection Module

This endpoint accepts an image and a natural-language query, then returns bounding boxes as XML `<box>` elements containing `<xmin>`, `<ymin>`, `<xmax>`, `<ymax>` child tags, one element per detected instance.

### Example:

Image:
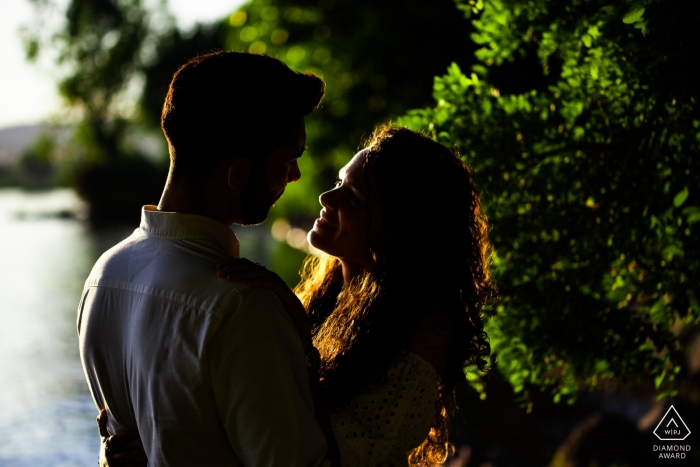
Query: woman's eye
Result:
<box><xmin>333</xmin><ymin>177</ymin><xmax>361</xmax><ymax>205</ymax></box>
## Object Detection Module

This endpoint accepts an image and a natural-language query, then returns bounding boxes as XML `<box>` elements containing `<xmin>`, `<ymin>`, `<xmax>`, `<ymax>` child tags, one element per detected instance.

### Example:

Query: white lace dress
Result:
<box><xmin>328</xmin><ymin>352</ymin><xmax>439</xmax><ymax>467</ymax></box>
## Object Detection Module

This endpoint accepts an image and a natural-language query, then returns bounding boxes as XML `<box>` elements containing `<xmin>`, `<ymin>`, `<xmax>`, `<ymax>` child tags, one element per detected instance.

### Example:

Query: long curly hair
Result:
<box><xmin>295</xmin><ymin>126</ymin><xmax>495</xmax><ymax>466</ymax></box>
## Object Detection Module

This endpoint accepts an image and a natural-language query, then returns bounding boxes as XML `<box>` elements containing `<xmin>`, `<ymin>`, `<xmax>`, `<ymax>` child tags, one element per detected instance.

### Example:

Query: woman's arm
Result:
<box><xmin>217</xmin><ymin>259</ymin><xmax>340</xmax><ymax>467</ymax></box>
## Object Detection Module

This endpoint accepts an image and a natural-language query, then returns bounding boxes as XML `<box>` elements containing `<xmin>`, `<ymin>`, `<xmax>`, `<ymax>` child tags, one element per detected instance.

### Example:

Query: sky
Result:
<box><xmin>0</xmin><ymin>0</ymin><xmax>246</xmax><ymax>130</ymax></box>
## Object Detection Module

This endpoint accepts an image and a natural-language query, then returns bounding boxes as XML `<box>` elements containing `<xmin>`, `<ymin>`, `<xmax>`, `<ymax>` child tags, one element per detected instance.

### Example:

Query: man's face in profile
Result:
<box><xmin>240</xmin><ymin>116</ymin><xmax>306</xmax><ymax>225</ymax></box>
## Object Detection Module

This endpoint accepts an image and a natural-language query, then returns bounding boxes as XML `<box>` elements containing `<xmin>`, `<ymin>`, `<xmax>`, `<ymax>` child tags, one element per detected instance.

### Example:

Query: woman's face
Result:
<box><xmin>307</xmin><ymin>150</ymin><xmax>384</xmax><ymax>274</ymax></box>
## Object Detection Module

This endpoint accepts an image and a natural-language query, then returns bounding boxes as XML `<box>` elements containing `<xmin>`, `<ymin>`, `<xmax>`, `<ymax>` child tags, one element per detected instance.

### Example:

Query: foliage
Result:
<box><xmin>24</xmin><ymin>0</ymin><xmax>170</xmax><ymax>225</ymax></box>
<box><xmin>400</xmin><ymin>0</ymin><xmax>700</xmax><ymax>405</ymax></box>
<box><xmin>26</xmin><ymin>0</ymin><xmax>151</xmax><ymax>158</ymax></box>
<box><xmin>23</xmin><ymin>0</ymin><xmax>699</xmax><ymax>403</ymax></box>
<box><xmin>137</xmin><ymin>0</ymin><xmax>479</xmax><ymax>219</ymax></box>
<box><xmin>26</xmin><ymin>0</ymin><xmax>482</xmax><ymax>223</ymax></box>
<box><xmin>13</xmin><ymin>134</ymin><xmax>58</xmax><ymax>190</ymax></box>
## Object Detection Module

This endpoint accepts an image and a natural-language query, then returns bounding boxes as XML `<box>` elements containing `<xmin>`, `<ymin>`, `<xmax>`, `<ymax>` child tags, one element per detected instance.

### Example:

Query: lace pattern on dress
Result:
<box><xmin>329</xmin><ymin>352</ymin><xmax>439</xmax><ymax>467</ymax></box>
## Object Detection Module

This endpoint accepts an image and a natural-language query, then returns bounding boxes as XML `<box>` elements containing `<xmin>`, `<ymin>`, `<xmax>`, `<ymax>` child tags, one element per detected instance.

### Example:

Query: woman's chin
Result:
<box><xmin>307</xmin><ymin>229</ymin><xmax>329</xmax><ymax>253</ymax></box>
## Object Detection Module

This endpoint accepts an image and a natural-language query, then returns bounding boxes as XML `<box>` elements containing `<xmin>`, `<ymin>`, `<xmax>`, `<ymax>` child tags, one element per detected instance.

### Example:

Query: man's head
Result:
<box><xmin>238</xmin><ymin>115</ymin><xmax>306</xmax><ymax>224</ymax></box>
<box><xmin>160</xmin><ymin>52</ymin><xmax>324</xmax><ymax>224</ymax></box>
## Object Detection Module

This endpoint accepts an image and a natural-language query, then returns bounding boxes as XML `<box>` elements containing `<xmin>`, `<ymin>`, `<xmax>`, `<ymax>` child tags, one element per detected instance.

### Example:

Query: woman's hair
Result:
<box><xmin>295</xmin><ymin>125</ymin><xmax>494</xmax><ymax>466</ymax></box>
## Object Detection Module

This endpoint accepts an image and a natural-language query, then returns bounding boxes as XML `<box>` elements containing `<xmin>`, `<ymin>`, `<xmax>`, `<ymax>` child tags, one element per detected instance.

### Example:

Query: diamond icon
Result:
<box><xmin>653</xmin><ymin>405</ymin><xmax>691</xmax><ymax>441</ymax></box>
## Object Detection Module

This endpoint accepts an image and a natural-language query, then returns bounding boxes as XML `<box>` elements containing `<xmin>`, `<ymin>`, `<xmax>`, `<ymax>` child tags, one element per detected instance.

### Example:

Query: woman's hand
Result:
<box><xmin>409</xmin><ymin>311</ymin><xmax>453</xmax><ymax>372</ymax></box>
<box><xmin>217</xmin><ymin>259</ymin><xmax>312</xmax><ymax>350</ymax></box>
<box><xmin>97</xmin><ymin>409</ymin><xmax>147</xmax><ymax>467</ymax></box>
<box><xmin>217</xmin><ymin>260</ymin><xmax>340</xmax><ymax>466</ymax></box>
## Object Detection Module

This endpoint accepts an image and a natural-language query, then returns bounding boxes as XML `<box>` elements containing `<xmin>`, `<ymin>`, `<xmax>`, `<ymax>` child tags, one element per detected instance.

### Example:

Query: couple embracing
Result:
<box><xmin>78</xmin><ymin>51</ymin><xmax>494</xmax><ymax>467</ymax></box>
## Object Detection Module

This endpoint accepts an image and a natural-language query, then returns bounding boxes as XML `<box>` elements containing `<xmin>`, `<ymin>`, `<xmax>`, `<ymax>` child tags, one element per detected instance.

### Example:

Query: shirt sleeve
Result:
<box><xmin>207</xmin><ymin>287</ymin><xmax>330</xmax><ymax>467</ymax></box>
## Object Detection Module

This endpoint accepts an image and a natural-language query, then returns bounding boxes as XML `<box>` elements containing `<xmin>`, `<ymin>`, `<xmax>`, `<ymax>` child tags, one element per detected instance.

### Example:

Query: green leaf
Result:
<box><xmin>449</xmin><ymin>62</ymin><xmax>462</xmax><ymax>75</ymax></box>
<box><xmin>587</xmin><ymin>25</ymin><xmax>600</xmax><ymax>38</ymax></box>
<box><xmin>482</xmin><ymin>98</ymin><xmax>492</xmax><ymax>115</ymax></box>
<box><xmin>674</xmin><ymin>187</ymin><xmax>689</xmax><ymax>207</ymax></box>
<box><xmin>654</xmin><ymin>369</ymin><xmax>666</xmax><ymax>389</ymax></box>
<box><xmin>471</xmin><ymin>64</ymin><xmax>488</xmax><ymax>77</ymax></box>
<box><xmin>581</xmin><ymin>34</ymin><xmax>592</xmax><ymax>48</ymax></box>
<box><xmin>24</xmin><ymin>38</ymin><xmax>40</xmax><ymax>61</ymax></box>
<box><xmin>634</xmin><ymin>20</ymin><xmax>648</xmax><ymax>35</ymax></box>
<box><xmin>682</xmin><ymin>206</ymin><xmax>700</xmax><ymax>224</ymax></box>
<box><xmin>622</xmin><ymin>6</ymin><xmax>645</xmax><ymax>24</ymax></box>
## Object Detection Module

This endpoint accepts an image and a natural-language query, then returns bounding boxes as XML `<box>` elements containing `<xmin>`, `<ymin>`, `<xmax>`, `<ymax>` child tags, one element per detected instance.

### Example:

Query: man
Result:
<box><xmin>78</xmin><ymin>52</ymin><xmax>330</xmax><ymax>466</ymax></box>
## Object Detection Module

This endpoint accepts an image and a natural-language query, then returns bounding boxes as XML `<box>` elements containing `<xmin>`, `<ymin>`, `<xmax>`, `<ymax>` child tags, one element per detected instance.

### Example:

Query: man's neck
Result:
<box><xmin>158</xmin><ymin>178</ymin><xmax>231</xmax><ymax>225</ymax></box>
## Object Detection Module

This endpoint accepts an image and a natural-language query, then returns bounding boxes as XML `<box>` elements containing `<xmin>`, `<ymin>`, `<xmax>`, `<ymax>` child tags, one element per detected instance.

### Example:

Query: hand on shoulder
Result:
<box><xmin>217</xmin><ymin>258</ymin><xmax>312</xmax><ymax>350</ymax></box>
<box><xmin>408</xmin><ymin>312</ymin><xmax>453</xmax><ymax>371</ymax></box>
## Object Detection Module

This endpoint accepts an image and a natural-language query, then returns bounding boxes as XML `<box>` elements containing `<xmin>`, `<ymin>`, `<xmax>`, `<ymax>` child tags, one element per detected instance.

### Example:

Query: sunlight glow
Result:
<box><xmin>0</xmin><ymin>0</ymin><xmax>247</xmax><ymax>130</ymax></box>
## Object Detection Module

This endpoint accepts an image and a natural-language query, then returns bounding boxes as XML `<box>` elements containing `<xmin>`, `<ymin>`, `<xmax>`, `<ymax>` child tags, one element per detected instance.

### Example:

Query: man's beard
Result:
<box><xmin>240</xmin><ymin>163</ymin><xmax>279</xmax><ymax>225</ymax></box>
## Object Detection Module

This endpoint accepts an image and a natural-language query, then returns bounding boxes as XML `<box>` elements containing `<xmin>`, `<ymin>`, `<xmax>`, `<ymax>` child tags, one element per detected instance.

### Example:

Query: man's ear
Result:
<box><xmin>226</xmin><ymin>157</ymin><xmax>253</xmax><ymax>192</ymax></box>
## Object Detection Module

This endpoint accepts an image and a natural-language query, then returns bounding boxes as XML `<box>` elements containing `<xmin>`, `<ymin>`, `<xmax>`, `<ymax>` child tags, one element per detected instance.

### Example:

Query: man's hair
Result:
<box><xmin>161</xmin><ymin>51</ymin><xmax>325</xmax><ymax>180</ymax></box>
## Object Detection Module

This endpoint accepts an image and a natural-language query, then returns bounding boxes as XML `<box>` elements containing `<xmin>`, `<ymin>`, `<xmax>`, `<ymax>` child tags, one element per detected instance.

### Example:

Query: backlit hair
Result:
<box><xmin>295</xmin><ymin>126</ymin><xmax>495</xmax><ymax>466</ymax></box>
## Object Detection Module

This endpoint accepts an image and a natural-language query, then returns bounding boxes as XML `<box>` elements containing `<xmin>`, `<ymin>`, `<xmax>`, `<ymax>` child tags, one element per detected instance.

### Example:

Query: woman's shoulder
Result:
<box><xmin>353</xmin><ymin>352</ymin><xmax>437</xmax><ymax>397</ymax></box>
<box><xmin>388</xmin><ymin>351</ymin><xmax>438</xmax><ymax>381</ymax></box>
<box><xmin>408</xmin><ymin>312</ymin><xmax>453</xmax><ymax>371</ymax></box>
<box><xmin>346</xmin><ymin>352</ymin><xmax>439</xmax><ymax>423</ymax></box>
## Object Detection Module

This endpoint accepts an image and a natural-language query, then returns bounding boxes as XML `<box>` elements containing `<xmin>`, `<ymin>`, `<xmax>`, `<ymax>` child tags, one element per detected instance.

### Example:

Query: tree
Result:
<box><xmin>400</xmin><ymin>0</ymin><xmax>700</xmax><ymax>405</ymax></box>
<box><xmin>24</xmin><ymin>0</ymin><xmax>170</xmax><ymax>225</ymax></box>
<box><xmin>25</xmin><ymin>0</ymin><xmax>156</xmax><ymax>160</ymax></box>
<box><xmin>25</xmin><ymin>0</ymin><xmax>700</xmax><ymax>399</ymax></box>
<box><xmin>27</xmin><ymin>0</ymin><xmax>484</xmax><ymax>224</ymax></box>
<box><xmin>137</xmin><ymin>0</ymin><xmax>481</xmax><ymax>218</ymax></box>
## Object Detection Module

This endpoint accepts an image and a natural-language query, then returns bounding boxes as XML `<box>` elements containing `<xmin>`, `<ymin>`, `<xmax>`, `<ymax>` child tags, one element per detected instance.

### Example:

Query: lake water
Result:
<box><xmin>0</xmin><ymin>189</ymin><xmax>118</xmax><ymax>466</ymax></box>
<box><xmin>0</xmin><ymin>188</ymin><xmax>275</xmax><ymax>466</ymax></box>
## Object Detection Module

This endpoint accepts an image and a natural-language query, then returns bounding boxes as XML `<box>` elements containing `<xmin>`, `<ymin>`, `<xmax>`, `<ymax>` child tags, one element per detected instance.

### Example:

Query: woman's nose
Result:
<box><xmin>319</xmin><ymin>189</ymin><xmax>335</xmax><ymax>209</ymax></box>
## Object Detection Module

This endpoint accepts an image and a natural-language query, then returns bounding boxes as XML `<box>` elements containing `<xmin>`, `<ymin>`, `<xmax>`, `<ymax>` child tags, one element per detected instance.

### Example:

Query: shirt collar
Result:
<box><xmin>139</xmin><ymin>205</ymin><xmax>240</xmax><ymax>258</ymax></box>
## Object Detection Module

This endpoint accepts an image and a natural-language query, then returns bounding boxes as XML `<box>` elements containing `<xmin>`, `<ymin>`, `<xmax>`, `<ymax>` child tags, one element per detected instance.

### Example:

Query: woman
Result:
<box><xmin>100</xmin><ymin>125</ymin><xmax>494</xmax><ymax>466</ymax></box>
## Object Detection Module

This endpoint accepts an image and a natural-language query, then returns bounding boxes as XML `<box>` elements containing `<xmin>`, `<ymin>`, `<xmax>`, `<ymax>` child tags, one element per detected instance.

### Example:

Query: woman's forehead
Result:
<box><xmin>339</xmin><ymin>149</ymin><xmax>369</xmax><ymax>178</ymax></box>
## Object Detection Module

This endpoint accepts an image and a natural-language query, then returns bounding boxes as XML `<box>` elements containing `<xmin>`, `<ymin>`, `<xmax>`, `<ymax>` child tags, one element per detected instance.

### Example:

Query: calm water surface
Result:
<box><xmin>0</xmin><ymin>188</ymin><xmax>273</xmax><ymax>466</ymax></box>
<box><xmin>0</xmin><ymin>189</ymin><xmax>130</xmax><ymax>466</ymax></box>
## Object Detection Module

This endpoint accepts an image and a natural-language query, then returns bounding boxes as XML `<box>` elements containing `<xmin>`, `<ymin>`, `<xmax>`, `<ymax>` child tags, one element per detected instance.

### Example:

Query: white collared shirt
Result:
<box><xmin>78</xmin><ymin>206</ymin><xmax>329</xmax><ymax>466</ymax></box>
